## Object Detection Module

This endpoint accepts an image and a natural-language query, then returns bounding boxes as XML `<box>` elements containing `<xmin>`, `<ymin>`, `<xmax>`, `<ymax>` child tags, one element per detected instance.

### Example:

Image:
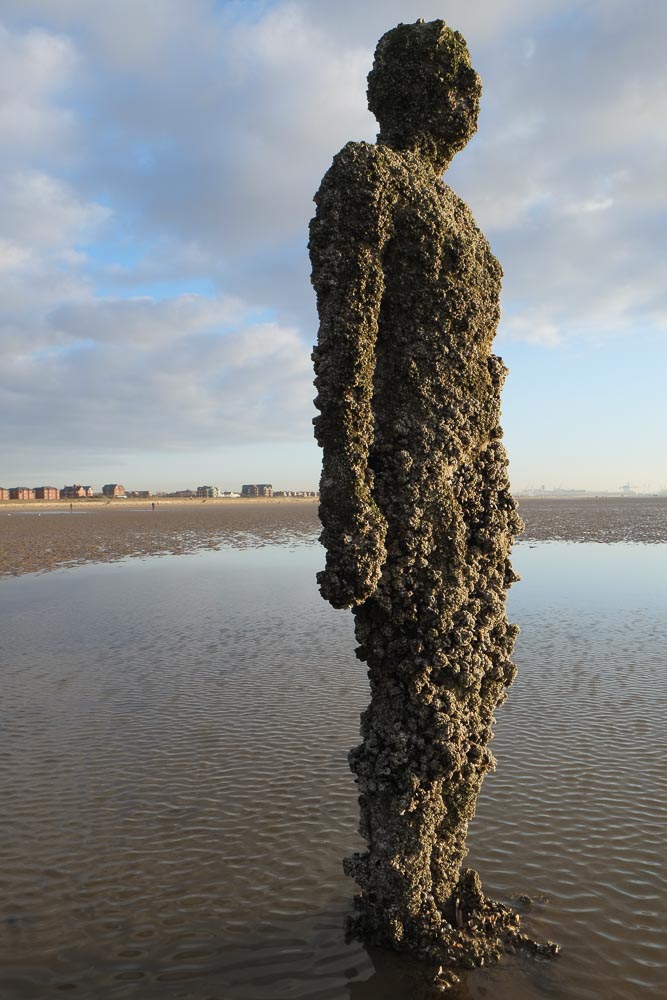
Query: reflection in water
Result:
<box><xmin>0</xmin><ymin>542</ymin><xmax>666</xmax><ymax>998</ymax></box>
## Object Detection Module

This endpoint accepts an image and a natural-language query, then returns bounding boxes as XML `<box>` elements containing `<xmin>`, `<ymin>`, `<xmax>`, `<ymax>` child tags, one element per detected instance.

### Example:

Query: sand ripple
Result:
<box><xmin>0</xmin><ymin>542</ymin><xmax>666</xmax><ymax>998</ymax></box>
<box><xmin>466</xmin><ymin>583</ymin><xmax>667</xmax><ymax>1000</ymax></box>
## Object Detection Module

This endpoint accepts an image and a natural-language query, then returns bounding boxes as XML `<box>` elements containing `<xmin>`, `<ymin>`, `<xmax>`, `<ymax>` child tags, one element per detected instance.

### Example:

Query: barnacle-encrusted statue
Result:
<box><xmin>310</xmin><ymin>18</ymin><xmax>549</xmax><ymax>975</ymax></box>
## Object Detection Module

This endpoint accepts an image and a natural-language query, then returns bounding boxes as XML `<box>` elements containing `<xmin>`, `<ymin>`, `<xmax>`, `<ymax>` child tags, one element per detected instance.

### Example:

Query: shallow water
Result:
<box><xmin>1</xmin><ymin>539</ymin><xmax>666</xmax><ymax>998</ymax></box>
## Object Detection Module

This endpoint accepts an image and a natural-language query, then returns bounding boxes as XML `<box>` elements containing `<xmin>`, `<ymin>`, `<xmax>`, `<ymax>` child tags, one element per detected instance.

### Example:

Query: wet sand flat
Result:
<box><xmin>0</xmin><ymin>499</ymin><xmax>320</xmax><ymax>577</ymax></box>
<box><xmin>1</xmin><ymin>499</ymin><xmax>666</xmax><ymax>997</ymax></box>
<box><xmin>1</xmin><ymin>540</ymin><xmax>666</xmax><ymax>999</ymax></box>
<box><xmin>1</xmin><ymin>496</ymin><xmax>666</xmax><ymax>578</ymax></box>
<box><xmin>517</xmin><ymin>496</ymin><xmax>667</xmax><ymax>544</ymax></box>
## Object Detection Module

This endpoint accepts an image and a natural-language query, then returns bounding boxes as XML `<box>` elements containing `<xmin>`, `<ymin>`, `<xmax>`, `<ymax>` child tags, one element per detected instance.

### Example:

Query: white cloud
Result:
<box><xmin>0</xmin><ymin>312</ymin><xmax>313</xmax><ymax>455</ymax></box>
<box><xmin>0</xmin><ymin>238</ymin><xmax>31</xmax><ymax>273</ymax></box>
<box><xmin>501</xmin><ymin>312</ymin><xmax>561</xmax><ymax>348</ymax></box>
<box><xmin>0</xmin><ymin>167</ymin><xmax>109</xmax><ymax>358</ymax></box>
<box><xmin>0</xmin><ymin>169</ymin><xmax>108</xmax><ymax>247</ymax></box>
<box><xmin>0</xmin><ymin>22</ymin><xmax>79</xmax><ymax>162</ymax></box>
<box><xmin>567</xmin><ymin>196</ymin><xmax>614</xmax><ymax>214</ymax></box>
<box><xmin>50</xmin><ymin>293</ymin><xmax>245</xmax><ymax>347</ymax></box>
<box><xmin>0</xmin><ymin>0</ymin><xmax>665</xmax><ymax>486</ymax></box>
<box><xmin>444</xmin><ymin>1</ymin><xmax>667</xmax><ymax>343</ymax></box>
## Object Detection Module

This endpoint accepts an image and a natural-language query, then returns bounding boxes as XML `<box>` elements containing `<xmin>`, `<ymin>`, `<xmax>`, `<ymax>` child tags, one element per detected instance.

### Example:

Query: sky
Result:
<box><xmin>0</xmin><ymin>0</ymin><xmax>665</xmax><ymax>494</ymax></box>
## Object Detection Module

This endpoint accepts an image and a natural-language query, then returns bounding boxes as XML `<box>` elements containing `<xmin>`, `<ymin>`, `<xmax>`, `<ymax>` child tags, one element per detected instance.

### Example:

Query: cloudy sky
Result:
<box><xmin>1</xmin><ymin>0</ymin><xmax>665</xmax><ymax>493</ymax></box>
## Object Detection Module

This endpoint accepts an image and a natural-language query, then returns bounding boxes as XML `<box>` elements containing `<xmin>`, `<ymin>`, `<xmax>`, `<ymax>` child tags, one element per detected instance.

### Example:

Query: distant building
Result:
<box><xmin>34</xmin><ymin>486</ymin><xmax>59</xmax><ymax>500</ymax></box>
<box><xmin>196</xmin><ymin>485</ymin><xmax>222</xmax><ymax>498</ymax></box>
<box><xmin>127</xmin><ymin>490</ymin><xmax>151</xmax><ymax>498</ymax></box>
<box><xmin>241</xmin><ymin>483</ymin><xmax>273</xmax><ymax>498</ymax></box>
<box><xmin>60</xmin><ymin>485</ymin><xmax>94</xmax><ymax>499</ymax></box>
<box><xmin>102</xmin><ymin>484</ymin><xmax>126</xmax><ymax>498</ymax></box>
<box><xmin>9</xmin><ymin>487</ymin><xmax>35</xmax><ymax>500</ymax></box>
<box><xmin>221</xmin><ymin>491</ymin><xmax>240</xmax><ymax>498</ymax></box>
<box><xmin>0</xmin><ymin>487</ymin><xmax>9</xmax><ymax>501</ymax></box>
<box><xmin>274</xmin><ymin>490</ymin><xmax>318</xmax><ymax>498</ymax></box>
<box><xmin>172</xmin><ymin>489</ymin><xmax>196</xmax><ymax>498</ymax></box>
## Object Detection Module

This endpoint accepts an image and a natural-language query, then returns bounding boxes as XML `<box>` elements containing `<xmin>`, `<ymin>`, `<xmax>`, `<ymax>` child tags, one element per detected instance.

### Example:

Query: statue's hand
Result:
<box><xmin>317</xmin><ymin>500</ymin><xmax>387</xmax><ymax>609</ymax></box>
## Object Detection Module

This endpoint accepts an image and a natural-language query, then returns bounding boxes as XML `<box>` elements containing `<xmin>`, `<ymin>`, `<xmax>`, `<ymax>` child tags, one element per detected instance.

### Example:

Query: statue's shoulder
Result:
<box><xmin>316</xmin><ymin>141</ymin><xmax>395</xmax><ymax>203</ymax></box>
<box><xmin>330</xmin><ymin>140</ymin><xmax>389</xmax><ymax>172</ymax></box>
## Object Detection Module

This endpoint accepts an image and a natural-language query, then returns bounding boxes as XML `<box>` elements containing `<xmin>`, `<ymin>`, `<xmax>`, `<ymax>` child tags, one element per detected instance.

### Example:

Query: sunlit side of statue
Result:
<box><xmin>310</xmin><ymin>19</ymin><xmax>557</xmax><ymax>974</ymax></box>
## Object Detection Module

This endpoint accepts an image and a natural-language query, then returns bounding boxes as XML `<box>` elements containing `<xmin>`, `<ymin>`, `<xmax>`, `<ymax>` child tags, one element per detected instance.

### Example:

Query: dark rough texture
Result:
<box><xmin>310</xmin><ymin>20</ymin><xmax>553</xmax><ymax>976</ymax></box>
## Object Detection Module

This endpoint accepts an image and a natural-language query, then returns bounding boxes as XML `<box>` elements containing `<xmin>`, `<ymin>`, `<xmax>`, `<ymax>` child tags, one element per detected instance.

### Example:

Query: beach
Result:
<box><xmin>1</xmin><ymin>496</ymin><xmax>666</xmax><ymax>578</ymax></box>
<box><xmin>0</xmin><ymin>497</ymin><xmax>320</xmax><ymax>577</ymax></box>
<box><xmin>1</xmin><ymin>498</ymin><xmax>666</xmax><ymax>998</ymax></box>
<box><xmin>516</xmin><ymin>495</ymin><xmax>667</xmax><ymax>544</ymax></box>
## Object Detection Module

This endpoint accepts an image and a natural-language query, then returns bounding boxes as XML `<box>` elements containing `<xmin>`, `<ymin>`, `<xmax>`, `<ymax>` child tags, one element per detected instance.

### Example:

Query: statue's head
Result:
<box><xmin>367</xmin><ymin>19</ymin><xmax>481</xmax><ymax>171</ymax></box>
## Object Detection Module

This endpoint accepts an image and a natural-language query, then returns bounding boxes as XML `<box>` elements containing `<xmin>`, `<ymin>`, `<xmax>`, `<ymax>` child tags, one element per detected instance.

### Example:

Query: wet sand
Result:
<box><xmin>0</xmin><ymin>498</ymin><xmax>320</xmax><ymax>577</ymax></box>
<box><xmin>2</xmin><ymin>540</ymin><xmax>666</xmax><ymax>998</ymax></box>
<box><xmin>517</xmin><ymin>496</ymin><xmax>667</xmax><ymax>544</ymax></box>
<box><xmin>1</xmin><ymin>496</ymin><xmax>666</xmax><ymax>579</ymax></box>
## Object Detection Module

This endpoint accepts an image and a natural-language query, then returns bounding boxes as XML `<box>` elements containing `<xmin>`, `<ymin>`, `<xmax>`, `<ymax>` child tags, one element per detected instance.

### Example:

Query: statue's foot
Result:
<box><xmin>345</xmin><ymin>867</ymin><xmax>560</xmax><ymax>988</ymax></box>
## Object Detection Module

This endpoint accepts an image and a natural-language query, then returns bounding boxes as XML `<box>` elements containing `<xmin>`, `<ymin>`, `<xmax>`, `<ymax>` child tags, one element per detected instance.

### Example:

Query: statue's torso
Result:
<box><xmin>349</xmin><ymin>144</ymin><xmax>504</xmax><ymax>499</ymax></box>
<box><xmin>310</xmin><ymin>140</ymin><xmax>515</xmax><ymax>568</ymax></box>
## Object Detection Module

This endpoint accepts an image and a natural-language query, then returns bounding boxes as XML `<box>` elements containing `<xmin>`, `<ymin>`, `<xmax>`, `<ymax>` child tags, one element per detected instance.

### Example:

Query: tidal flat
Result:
<box><xmin>1</xmin><ymin>499</ymin><xmax>666</xmax><ymax>998</ymax></box>
<box><xmin>0</xmin><ymin>499</ymin><xmax>321</xmax><ymax>578</ymax></box>
<box><xmin>1</xmin><ymin>496</ymin><xmax>667</xmax><ymax>578</ymax></box>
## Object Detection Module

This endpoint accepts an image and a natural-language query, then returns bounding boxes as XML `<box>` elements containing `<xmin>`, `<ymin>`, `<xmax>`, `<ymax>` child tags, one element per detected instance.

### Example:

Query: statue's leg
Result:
<box><xmin>344</xmin><ymin>613</ymin><xmax>480</xmax><ymax>950</ymax></box>
<box><xmin>345</xmin><ymin>593</ymin><xmax>524</xmax><ymax>967</ymax></box>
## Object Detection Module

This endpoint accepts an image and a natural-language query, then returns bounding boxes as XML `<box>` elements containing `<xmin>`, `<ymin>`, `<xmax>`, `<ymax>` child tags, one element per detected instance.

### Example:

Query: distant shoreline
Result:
<box><xmin>1</xmin><ymin>494</ymin><xmax>662</xmax><ymax>515</ymax></box>
<box><xmin>0</xmin><ymin>496</ymin><xmax>320</xmax><ymax>514</ymax></box>
<box><xmin>514</xmin><ymin>494</ymin><xmax>666</xmax><ymax>502</ymax></box>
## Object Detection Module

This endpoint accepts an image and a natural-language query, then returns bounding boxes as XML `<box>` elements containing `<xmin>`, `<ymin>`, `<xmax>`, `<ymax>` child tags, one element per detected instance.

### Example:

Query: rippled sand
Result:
<box><xmin>1</xmin><ymin>540</ymin><xmax>666</xmax><ymax>998</ymax></box>
<box><xmin>1</xmin><ymin>497</ymin><xmax>666</xmax><ymax>578</ymax></box>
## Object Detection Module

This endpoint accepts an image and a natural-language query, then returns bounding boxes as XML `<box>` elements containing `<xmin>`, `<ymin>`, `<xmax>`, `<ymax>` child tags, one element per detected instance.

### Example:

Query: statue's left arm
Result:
<box><xmin>309</xmin><ymin>142</ymin><xmax>396</xmax><ymax>609</ymax></box>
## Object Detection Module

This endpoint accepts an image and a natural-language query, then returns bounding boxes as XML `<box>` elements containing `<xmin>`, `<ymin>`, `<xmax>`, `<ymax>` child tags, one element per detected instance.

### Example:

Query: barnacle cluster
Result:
<box><xmin>310</xmin><ymin>20</ymin><xmax>555</xmax><ymax>977</ymax></box>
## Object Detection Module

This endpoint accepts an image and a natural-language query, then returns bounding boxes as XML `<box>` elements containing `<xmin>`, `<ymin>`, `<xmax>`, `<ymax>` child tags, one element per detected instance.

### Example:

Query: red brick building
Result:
<box><xmin>34</xmin><ymin>486</ymin><xmax>59</xmax><ymax>500</ymax></box>
<box><xmin>102</xmin><ymin>484</ymin><xmax>126</xmax><ymax>498</ymax></box>
<box><xmin>0</xmin><ymin>487</ymin><xmax>10</xmax><ymax>500</ymax></box>
<box><xmin>60</xmin><ymin>485</ymin><xmax>94</xmax><ymax>499</ymax></box>
<box><xmin>9</xmin><ymin>487</ymin><xmax>35</xmax><ymax>500</ymax></box>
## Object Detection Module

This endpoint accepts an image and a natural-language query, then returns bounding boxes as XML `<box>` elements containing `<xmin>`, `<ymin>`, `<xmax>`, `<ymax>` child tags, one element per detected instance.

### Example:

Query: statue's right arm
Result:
<box><xmin>309</xmin><ymin>143</ymin><xmax>395</xmax><ymax>609</ymax></box>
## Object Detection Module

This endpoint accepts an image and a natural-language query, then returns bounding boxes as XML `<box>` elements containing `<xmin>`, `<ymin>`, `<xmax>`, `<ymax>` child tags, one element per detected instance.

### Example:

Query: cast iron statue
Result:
<box><xmin>310</xmin><ymin>19</ymin><xmax>554</xmax><ymax>974</ymax></box>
